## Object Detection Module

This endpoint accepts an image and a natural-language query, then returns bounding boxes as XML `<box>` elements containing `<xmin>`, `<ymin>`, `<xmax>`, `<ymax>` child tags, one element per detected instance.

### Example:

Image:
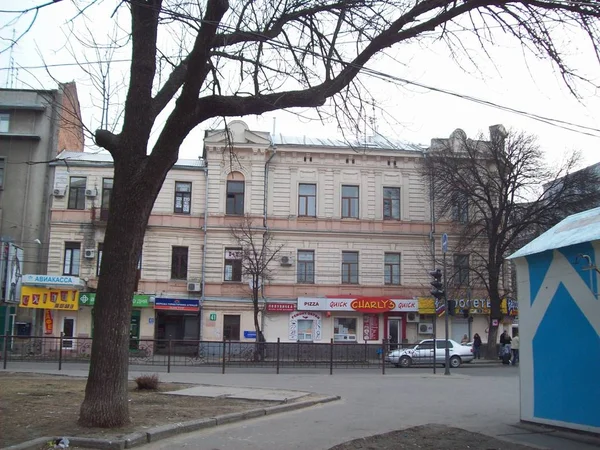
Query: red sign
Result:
<box><xmin>363</xmin><ymin>314</ymin><xmax>379</xmax><ymax>340</ymax></box>
<box><xmin>44</xmin><ymin>310</ymin><xmax>53</xmax><ymax>334</ymax></box>
<box><xmin>350</xmin><ymin>297</ymin><xmax>395</xmax><ymax>313</ymax></box>
<box><xmin>266</xmin><ymin>303</ymin><xmax>295</xmax><ymax>312</ymax></box>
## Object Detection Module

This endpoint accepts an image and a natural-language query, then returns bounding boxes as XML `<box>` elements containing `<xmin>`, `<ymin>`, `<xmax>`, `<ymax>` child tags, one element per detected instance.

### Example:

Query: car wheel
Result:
<box><xmin>399</xmin><ymin>356</ymin><xmax>411</xmax><ymax>368</ymax></box>
<box><xmin>450</xmin><ymin>356</ymin><xmax>461</xmax><ymax>368</ymax></box>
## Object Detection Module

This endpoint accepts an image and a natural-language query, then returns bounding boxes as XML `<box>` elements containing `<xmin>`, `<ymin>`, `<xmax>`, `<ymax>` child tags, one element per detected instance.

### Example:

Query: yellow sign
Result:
<box><xmin>417</xmin><ymin>297</ymin><xmax>517</xmax><ymax>316</ymax></box>
<box><xmin>20</xmin><ymin>286</ymin><xmax>79</xmax><ymax>310</ymax></box>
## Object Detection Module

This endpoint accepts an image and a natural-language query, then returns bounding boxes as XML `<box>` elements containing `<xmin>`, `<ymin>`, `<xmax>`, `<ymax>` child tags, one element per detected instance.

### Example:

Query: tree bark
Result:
<box><xmin>78</xmin><ymin>155</ymin><xmax>165</xmax><ymax>427</ymax></box>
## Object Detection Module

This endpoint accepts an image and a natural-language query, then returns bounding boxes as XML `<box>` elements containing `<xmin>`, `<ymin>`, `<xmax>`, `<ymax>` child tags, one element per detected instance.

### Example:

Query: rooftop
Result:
<box><xmin>508</xmin><ymin>206</ymin><xmax>600</xmax><ymax>259</ymax></box>
<box><xmin>53</xmin><ymin>151</ymin><xmax>205</xmax><ymax>169</ymax></box>
<box><xmin>272</xmin><ymin>133</ymin><xmax>424</xmax><ymax>152</ymax></box>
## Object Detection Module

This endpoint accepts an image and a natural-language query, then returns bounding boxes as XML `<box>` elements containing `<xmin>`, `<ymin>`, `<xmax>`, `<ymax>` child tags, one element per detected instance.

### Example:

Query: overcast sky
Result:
<box><xmin>1</xmin><ymin>1</ymin><xmax>599</xmax><ymax>167</ymax></box>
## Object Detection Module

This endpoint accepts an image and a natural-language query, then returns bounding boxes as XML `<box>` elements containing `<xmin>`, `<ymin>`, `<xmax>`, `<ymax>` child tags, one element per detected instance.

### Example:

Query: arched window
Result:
<box><xmin>226</xmin><ymin>172</ymin><xmax>245</xmax><ymax>215</ymax></box>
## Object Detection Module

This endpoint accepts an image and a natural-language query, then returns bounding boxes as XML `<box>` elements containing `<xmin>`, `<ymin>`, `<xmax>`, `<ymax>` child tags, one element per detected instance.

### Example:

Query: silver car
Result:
<box><xmin>385</xmin><ymin>338</ymin><xmax>474</xmax><ymax>368</ymax></box>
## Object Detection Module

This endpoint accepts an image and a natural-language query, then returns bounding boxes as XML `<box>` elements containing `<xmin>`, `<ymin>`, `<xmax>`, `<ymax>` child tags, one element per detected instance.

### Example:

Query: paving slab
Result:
<box><xmin>162</xmin><ymin>385</ymin><xmax>310</xmax><ymax>401</ymax></box>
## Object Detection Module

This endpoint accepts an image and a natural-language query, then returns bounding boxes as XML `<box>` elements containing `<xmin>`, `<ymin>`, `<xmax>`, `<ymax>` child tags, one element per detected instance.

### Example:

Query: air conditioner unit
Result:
<box><xmin>85</xmin><ymin>188</ymin><xmax>97</xmax><ymax>197</ymax></box>
<box><xmin>187</xmin><ymin>282</ymin><xmax>201</xmax><ymax>292</ymax></box>
<box><xmin>406</xmin><ymin>312</ymin><xmax>420</xmax><ymax>323</ymax></box>
<box><xmin>84</xmin><ymin>249</ymin><xmax>95</xmax><ymax>259</ymax></box>
<box><xmin>280</xmin><ymin>255</ymin><xmax>293</xmax><ymax>266</ymax></box>
<box><xmin>53</xmin><ymin>187</ymin><xmax>65</xmax><ymax>197</ymax></box>
<box><xmin>418</xmin><ymin>323</ymin><xmax>434</xmax><ymax>334</ymax></box>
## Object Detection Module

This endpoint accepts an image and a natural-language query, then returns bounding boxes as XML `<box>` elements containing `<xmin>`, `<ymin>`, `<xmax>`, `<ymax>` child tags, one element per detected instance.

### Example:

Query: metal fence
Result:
<box><xmin>1</xmin><ymin>334</ymin><xmax>420</xmax><ymax>373</ymax></box>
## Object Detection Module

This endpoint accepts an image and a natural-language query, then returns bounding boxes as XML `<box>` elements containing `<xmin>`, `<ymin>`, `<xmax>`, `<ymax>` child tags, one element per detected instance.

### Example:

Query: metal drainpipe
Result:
<box><xmin>200</xmin><ymin>165</ymin><xmax>208</xmax><ymax>341</ymax></box>
<box><xmin>261</xmin><ymin>148</ymin><xmax>277</xmax><ymax>321</ymax></box>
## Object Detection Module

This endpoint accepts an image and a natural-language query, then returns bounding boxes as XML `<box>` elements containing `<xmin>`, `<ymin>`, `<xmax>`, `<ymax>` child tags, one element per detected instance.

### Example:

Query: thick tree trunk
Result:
<box><xmin>485</xmin><ymin>273</ymin><xmax>502</xmax><ymax>359</ymax></box>
<box><xmin>78</xmin><ymin>157</ymin><xmax>164</xmax><ymax>427</ymax></box>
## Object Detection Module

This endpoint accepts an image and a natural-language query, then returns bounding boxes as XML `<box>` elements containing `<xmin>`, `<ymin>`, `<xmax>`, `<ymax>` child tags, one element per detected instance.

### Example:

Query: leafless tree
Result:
<box><xmin>36</xmin><ymin>0</ymin><xmax>600</xmax><ymax>428</ymax></box>
<box><xmin>229</xmin><ymin>215</ymin><xmax>283</xmax><ymax>357</ymax></box>
<box><xmin>423</xmin><ymin>127</ymin><xmax>600</xmax><ymax>357</ymax></box>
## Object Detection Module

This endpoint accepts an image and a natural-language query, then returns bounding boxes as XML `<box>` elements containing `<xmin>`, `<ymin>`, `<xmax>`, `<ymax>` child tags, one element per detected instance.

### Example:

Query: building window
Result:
<box><xmin>342</xmin><ymin>251</ymin><xmax>359</xmax><ymax>284</ymax></box>
<box><xmin>334</xmin><ymin>317</ymin><xmax>357</xmax><ymax>341</ymax></box>
<box><xmin>68</xmin><ymin>177</ymin><xmax>86</xmax><ymax>210</ymax></box>
<box><xmin>171</xmin><ymin>246</ymin><xmax>188</xmax><ymax>280</ymax></box>
<box><xmin>226</xmin><ymin>180</ymin><xmax>244</xmax><ymax>215</ymax></box>
<box><xmin>0</xmin><ymin>157</ymin><xmax>5</xmax><ymax>188</ymax></box>
<box><xmin>0</xmin><ymin>113</ymin><xmax>9</xmax><ymax>132</ymax></box>
<box><xmin>101</xmin><ymin>178</ymin><xmax>113</xmax><ymax>220</ymax></box>
<box><xmin>454</xmin><ymin>254</ymin><xmax>470</xmax><ymax>286</ymax></box>
<box><xmin>174</xmin><ymin>181</ymin><xmax>192</xmax><ymax>214</ymax></box>
<box><xmin>224</xmin><ymin>248</ymin><xmax>243</xmax><ymax>282</ymax></box>
<box><xmin>384</xmin><ymin>253</ymin><xmax>401</xmax><ymax>285</ymax></box>
<box><xmin>383</xmin><ymin>187</ymin><xmax>400</xmax><ymax>220</ymax></box>
<box><xmin>453</xmin><ymin>194</ymin><xmax>468</xmax><ymax>223</ymax></box>
<box><xmin>297</xmin><ymin>320</ymin><xmax>314</xmax><ymax>341</ymax></box>
<box><xmin>97</xmin><ymin>243</ymin><xmax>103</xmax><ymax>276</ymax></box>
<box><xmin>298</xmin><ymin>183</ymin><xmax>316</xmax><ymax>217</ymax></box>
<box><xmin>297</xmin><ymin>250</ymin><xmax>315</xmax><ymax>284</ymax></box>
<box><xmin>63</xmin><ymin>242</ymin><xmax>81</xmax><ymax>276</ymax></box>
<box><xmin>341</xmin><ymin>185</ymin><xmax>359</xmax><ymax>218</ymax></box>
<box><xmin>223</xmin><ymin>314</ymin><xmax>241</xmax><ymax>340</ymax></box>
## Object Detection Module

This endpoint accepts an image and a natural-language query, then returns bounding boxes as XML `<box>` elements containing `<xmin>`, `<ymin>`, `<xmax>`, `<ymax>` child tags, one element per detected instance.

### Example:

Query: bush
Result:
<box><xmin>134</xmin><ymin>373</ymin><xmax>160</xmax><ymax>390</ymax></box>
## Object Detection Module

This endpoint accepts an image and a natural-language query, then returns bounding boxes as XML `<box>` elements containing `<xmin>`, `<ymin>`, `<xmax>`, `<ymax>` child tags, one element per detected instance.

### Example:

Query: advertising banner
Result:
<box><xmin>5</xmin><ymin>244</ymin><xmax>23</xmax><ymax>303</ymax></box>
<box><xmin>363</xmin><ymin>314</ymin><xmax>379</xmax><ymax>340</ymax></box>
<box><xmin>79</xmin><ymin>293</ymin><xmax>152</xmax><ymax>307</ymax></box>
<box><xmin>154</xmin><ymin>297</ymin><xmax>200</xmax><ymax>311</ymax></box>
<box><xmin>44</xmin><ymin>310</ymin><xmax>53</xmax><ymax>334</ymax></box>
<box><xmin>20</xmin><ymin>286</ymin><xmax>79</xmax><ymax>310</ymax></box>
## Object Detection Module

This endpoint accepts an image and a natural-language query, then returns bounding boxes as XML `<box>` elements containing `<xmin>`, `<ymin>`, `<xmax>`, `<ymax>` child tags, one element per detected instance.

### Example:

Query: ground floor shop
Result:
<box><xmin>201</xmin><ymin>298</ymin><xmax>261</xmax><ymax>342</ymax></box>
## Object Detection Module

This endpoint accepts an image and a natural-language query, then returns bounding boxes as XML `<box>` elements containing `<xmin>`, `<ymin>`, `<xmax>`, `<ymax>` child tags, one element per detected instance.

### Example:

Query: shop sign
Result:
<box><xmin>79</xmin><ymin>293</ymin><xmax>153</xmax><ymax>307</ymax></box>
<box><xmin>44</xmin><ymin>310</ymin><xmax>53</xmax><ymax>334</ymax></box>
<box><xmin>20</xmin><ymin>286</ymin><xmax>79</xmax><ymax>310</ymax></box>
<box><xmin>154</xmin><ymin>297</ymin><xmax>200</xmax><ymax>311</ymax></box>
<box><xmin>266</xmin><ymin>302</ymin><xmax>296</xmax><ymax>312</ymax></box>
<box><xmin>363</xmin><ymin>314</ymin><xmax>379</xmax><ymax>340</ymax></box>
<box><xmin>22</xmin><ymin>274</ymin><xmax>84</xmax><ymax>287</ymax></box>
<box><xmin>298</xmin><ymin>297</ymin><xmax>418</xmax><ymax>312</ymax></box>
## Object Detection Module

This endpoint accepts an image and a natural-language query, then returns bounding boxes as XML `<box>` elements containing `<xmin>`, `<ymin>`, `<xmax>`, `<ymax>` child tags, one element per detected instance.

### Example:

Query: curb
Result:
<box><xmin>513</xmin><ymin>421</ymin><xmax>600</xmax><ymax>447</ymax></box>
<box><xmin>1</xmin><ymin>395</ymin><xmax>341</xmax><ymax>450</ymax></box>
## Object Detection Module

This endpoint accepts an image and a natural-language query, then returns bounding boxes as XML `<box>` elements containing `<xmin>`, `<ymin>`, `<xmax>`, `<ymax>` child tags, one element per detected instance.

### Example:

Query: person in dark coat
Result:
<box><xmin>473</xmin><ymin>333</ymin><xmax>482</xmax><ymax>359</ymax></box>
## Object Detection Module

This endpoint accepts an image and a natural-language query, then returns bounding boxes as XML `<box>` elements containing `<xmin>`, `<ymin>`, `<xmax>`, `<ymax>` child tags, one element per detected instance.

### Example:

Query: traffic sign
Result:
<box><xmin>441</xmin><ymin>233</ymin><xmax>448</xmax><ymax>254</ymax></box>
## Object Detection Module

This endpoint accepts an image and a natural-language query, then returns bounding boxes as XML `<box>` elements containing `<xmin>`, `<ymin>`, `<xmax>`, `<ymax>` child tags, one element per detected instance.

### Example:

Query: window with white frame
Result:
<box><xmin>384</xmin><ymin>252</ymin><xmax>401</xmax><ymax>285</ymax></box>
<box><xmin>297</xmin><ymin>320</ymin><xmax>314</xmax><ymax>341</ymax></box>
<box><xmin>334</xmin><ymin>317</ymin><xmax>357</xmax><ymax>341</ymax></box>
<box><xmin>224</xmin><ymin>248</ymin><xmax>243</xmax><ymax>282</ymax></box>
<box><xmin>297</xmin><ymin>250</ymin><xmax>315</xmax><ymax>284</ymax></box>
<box><xmin>63</xmin><ymin>242</ymin><xmax>81</xmax><ymax>276</ymax></box>
<box><xmin>0</xmin><ymin>113</ymin><xmax>9</xmax><ymax>132</ymax></box>
<box><xmin>298</xmin><ymin>183</ymin><xmax>316</xmax><ymax>216</ymax></box>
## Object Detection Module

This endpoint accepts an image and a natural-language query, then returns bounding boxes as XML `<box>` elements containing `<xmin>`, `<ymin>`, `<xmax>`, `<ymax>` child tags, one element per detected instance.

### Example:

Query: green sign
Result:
<box><xmin>209</xmin><ymin>313</ymin><xmax>217</xmax><ymax>321</ymax></box>
<box><xmin>79</xmin><ymin>293</ymin><xmax>152</xmax><ymax>308</ymax></box>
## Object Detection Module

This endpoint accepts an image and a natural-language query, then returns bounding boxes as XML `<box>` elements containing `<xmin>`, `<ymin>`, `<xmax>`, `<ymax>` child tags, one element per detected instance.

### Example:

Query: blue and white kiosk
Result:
<box><xmin>508</xmin><ymin>207</ymin><xmax>600</xmax><ymax>433</ymax></box>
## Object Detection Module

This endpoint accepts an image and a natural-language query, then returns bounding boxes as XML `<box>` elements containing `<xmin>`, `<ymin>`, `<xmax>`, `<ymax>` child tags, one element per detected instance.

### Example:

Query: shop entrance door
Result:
<box><xmin>387</xmin><ymin>318</ymin><xmax>402</xmax><ymax>349</ymax></box>
<box><xmin>62</xmin><ymin>317</ymin><xmax>76</xmax><ymax>349</ymax></box>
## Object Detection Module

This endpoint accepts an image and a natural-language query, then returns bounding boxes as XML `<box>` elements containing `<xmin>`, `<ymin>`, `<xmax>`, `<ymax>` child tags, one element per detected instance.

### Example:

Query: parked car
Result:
<box><xmin>385</xmin><ymin>339</ymin><xmax>474</xmax><ymax>368</ymax></box>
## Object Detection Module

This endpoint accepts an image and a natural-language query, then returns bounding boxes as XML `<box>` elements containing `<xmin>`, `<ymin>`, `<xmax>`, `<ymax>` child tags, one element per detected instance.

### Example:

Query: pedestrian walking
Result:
<box><xmin>473</xmin><ymin>333</ymin><xmax>482</xmax><ymax>360</ymax></box>
<box><xmin>511</xmin><ymin>333</ymin><xmax>520</xmax><ymax>366</ymax></box>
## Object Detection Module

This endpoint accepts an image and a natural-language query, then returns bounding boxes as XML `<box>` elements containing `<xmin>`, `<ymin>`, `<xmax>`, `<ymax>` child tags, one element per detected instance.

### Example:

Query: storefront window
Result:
<box><xmin>334</xmin><ymin>317</ymin><xmax>357</xmax><ymax>341</ymax></box>
<box><xmin>297</xmin><ymin>319</ymin><xmax>313</xmax><ymax>341</ymax></box>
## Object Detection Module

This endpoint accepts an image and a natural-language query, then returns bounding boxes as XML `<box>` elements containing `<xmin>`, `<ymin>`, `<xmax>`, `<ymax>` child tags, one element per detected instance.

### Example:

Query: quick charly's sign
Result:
<box><xmin>298</xmin><ymin>297</ymin><xmax>418</xmax><ymax>312</ymax></box>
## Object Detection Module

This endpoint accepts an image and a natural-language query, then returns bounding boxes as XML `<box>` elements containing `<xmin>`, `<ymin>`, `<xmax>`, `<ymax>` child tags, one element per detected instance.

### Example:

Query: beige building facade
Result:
<box><xmin>25</xmin><ymin>120</ymin><xmax>511</xmax><ymax>351</ymax></box>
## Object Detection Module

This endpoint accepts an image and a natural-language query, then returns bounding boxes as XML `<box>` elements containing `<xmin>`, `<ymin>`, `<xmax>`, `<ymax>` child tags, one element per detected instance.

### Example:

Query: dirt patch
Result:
<box><xmin>329</xmin><ymin>424</ymin><xmax>537</xmax><ymax>450</ymax></box>
<box><xmin>0</xmin><ymin>372</ymin><xmax>278</xmax><ymax>448</ymax></box>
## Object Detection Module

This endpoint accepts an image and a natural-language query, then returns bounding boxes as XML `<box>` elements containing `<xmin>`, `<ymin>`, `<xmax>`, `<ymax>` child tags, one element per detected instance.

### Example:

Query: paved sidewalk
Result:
<box><xmin>3</xmin><ymin>363</ymin><xmax>598</xmax><ymax>450</ymax></box>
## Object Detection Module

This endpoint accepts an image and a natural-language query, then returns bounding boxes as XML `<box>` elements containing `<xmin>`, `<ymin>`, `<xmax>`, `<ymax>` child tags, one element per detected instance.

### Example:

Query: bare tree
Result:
<box><xmin>42</xmin><ymin>0</ymin><xmax>600</xmax><ymax>428</ymax></box>
<box><xmin>230</xmin><ymin>215</ymin><xmax>283</xmax><ymax>355</ymax></box>
<box><xmin>423</xmin><ymin>127</ymin><xmax>600</xmax><ymax>357</ymax></box>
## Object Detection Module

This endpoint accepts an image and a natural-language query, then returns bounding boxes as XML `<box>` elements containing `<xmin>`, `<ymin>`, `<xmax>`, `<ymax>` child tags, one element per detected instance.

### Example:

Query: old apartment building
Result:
<box><xmin>0</xmin><ymin>83</ymin><xmax>84</xmax><ymax>335</ymax></box>
<box><xmin>23</xmin><ymin>121</ymin><xmax>514</xmax><ymax>348</ymax></box>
